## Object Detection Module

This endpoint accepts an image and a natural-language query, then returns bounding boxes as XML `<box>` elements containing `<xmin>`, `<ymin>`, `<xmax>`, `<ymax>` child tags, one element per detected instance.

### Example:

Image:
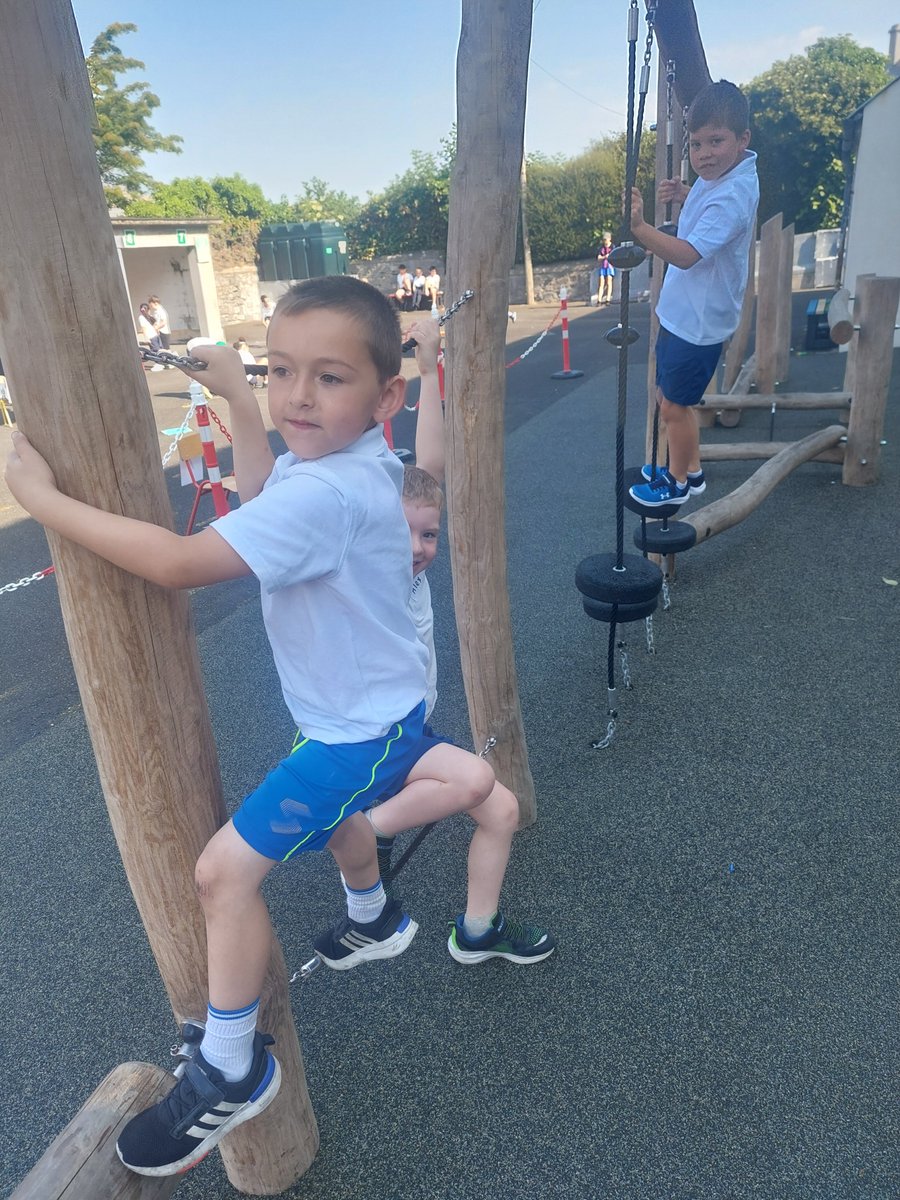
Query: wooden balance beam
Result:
<box><xmin>11</xmin><ymin>1063</ymin><xmax>180</xmax><ymax>1199</ymax></box>
<box><xmin>683</xmin><ymin>425</ymin><xmax>848</xmax><ymax>544</ymax></box>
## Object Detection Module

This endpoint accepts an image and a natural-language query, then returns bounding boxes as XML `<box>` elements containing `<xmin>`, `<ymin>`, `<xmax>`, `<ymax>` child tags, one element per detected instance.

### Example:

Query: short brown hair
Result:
<box><xmin>403</xmin><ymin>465</ymin><xmax>444</xmax><ymax>511</ymax></box>
<box><xmin>274</xmin><ymin>276</ymin><xmax>401</xmax><ymax>381</ymax></box>
<box><xmin>687</xmin><ymin>80</ymin><xmax>750</xmax><ymax>137</ymax></box>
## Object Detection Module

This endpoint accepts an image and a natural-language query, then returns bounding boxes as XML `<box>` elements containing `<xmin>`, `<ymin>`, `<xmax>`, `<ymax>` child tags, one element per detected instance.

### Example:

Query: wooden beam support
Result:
<box><xmin>775</xmin><ymin>222</ymin><xmax>795</xmax><ymax>383</ymax></box>
<box><xmin>699</xmin><ymin>441</ymin><xmax>845</xmax><ymax>463</ymax></box>
<box><xmin>722</xmin><ymin>231</ymin><xmax>757</xmax><ymax>392</ymax></box>
<box><xmin>703</xmin><ymin>392</ymin><xmax>852</xmax><ymax>410</ymax></box>
<box><xmin>685</xmin><ymin>425</ymin><xmax>848</xmax><ymax>542</ymax></box>
<box><xmin>755</xmin><ymin>214</ymin><xmax>782</xmax><ymax>394</ymax></box>
<box><xmin>0</xmin><ymin>5</ymin><xmax>317</xmax><ymax>1192</ymax></box>
<box><xmin>445</xmin><ymin>0</ymin><xmax>537</xmax><ymax>826</ymax></box>
<box><xmin>842</xmin><ymin>274</ymin><xmax>900</xmax><ymax>485</ymax></box>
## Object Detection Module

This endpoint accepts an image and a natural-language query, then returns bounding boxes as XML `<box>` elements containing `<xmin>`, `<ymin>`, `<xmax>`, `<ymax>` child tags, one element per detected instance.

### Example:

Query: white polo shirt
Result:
<box><xmin>409</xmin><ymin>571</ymin><xmax>437</xmax><ymax>720</ymax></box>
<box><xmin>213</xmin><ymin>427</ymin><xmax>428</xmax><ymax>743</ymax></box>
<box><xmin>657</xmin><ymin>150</ymin><xmax>759</xmax><ymax>346</ymax></box>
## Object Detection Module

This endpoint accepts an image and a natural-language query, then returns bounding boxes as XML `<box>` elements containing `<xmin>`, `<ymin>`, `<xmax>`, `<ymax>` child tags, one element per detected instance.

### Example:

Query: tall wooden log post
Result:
<box><xmin>445</xmin><ymin>0</ymin><xmax>536</xmax><ymax>827</ymax></box>
<box><xmin>755</xmin><ymin>213</ymin><xmax>783</xmax><ymax>394</ymax></box>
<box><xmin>0</xmin><ymin>5</ymin><xmax>317</xmax><ymax>1193</ymax></box>
<box><xmin>842</xmin><ymin>275</ymin><xmax>900</xmax><ymax>485</ymax></box>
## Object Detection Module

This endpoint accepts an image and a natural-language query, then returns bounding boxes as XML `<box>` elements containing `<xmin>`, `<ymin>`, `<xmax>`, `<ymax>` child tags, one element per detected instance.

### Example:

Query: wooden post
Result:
<box><xmin>722</xmin><ymin>230</ymin><xmax>757</xmax><ymax>391</ymax></box>
<box><xmin>755</xmin><ymin>214</ymin><xmax>783</xmax><ymax>394</ymax></box>
<box><xmin>648</xmin><ymin>0</ymin><xmax>712</xmax><ymax>109</ymax></box>
<box><xmin>0</xmin><ymin>5</ymin><xmax>317</xmax><ymax>1193</ymax></box>
<box><xmin>842</xmin><ymin>275</ymin><xmax>900</xmax><ymax>485</ymax></box>
<box><xmin>520</xmin><ymin>154</ymin><xmax>536</xmax><ymax>306</ymax></box>
<box><xmin>775</xmin><ymin>222</ymin><xmax>795</xmax><ymax>383</ymax></box>
<box><xmin>445</xmin><ymin>0</ymin><xmax>537</xmax><ymax>826</ymax></box>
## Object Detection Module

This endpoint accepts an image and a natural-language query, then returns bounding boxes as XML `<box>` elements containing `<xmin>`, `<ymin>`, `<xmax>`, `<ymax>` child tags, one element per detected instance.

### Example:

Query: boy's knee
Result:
<box><xmin>488</xmin><ymin>781</ymin><xmax>520</xmax><ymax>830</ymax></box>
<box><xmin>194</xmin><ymin>838</ymin><xmax>243</xmax><ymax>907</ymax></box>
<box><xmin>462</xmin><ymin>757</ymin><xmax>496</xmax><ymax>808</ymax></box>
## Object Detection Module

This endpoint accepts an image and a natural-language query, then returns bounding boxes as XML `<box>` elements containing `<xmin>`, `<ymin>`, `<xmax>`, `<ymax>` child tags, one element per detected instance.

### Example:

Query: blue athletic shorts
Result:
<box><xmin>232</xmin><ymin>701</ymin><xmax>427</xmax><ymax>862</ymax></box>
<box><xmin>656</xmin><ymin>325</ymin><xmax>723</xmax><ymax>407</ymax></box>
<box><xmin>369</xmin><ymin>723</ymin><xmax>456</xmax><ymax>807</ymax></box>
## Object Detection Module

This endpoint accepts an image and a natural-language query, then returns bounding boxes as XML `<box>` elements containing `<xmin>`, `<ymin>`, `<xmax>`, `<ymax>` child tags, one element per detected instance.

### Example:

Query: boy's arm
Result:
<box><xmin>630</xmin><ymin>186</ymin><xmax>700</xmax><ymax>270</ymax></box>
<box><xmin>5</xmin><ymin>432</ymin><xmax>252</xmax><ymax>589</ymax></box>
<box><xmin>183</xmin><ymin>347</ymin><xmax>275</xmax><ymax>501</ymax></box>
<box><xmin>406</xmin><ymin>319</ymin><xmax>444</xmax><ymax>485</ymax></box>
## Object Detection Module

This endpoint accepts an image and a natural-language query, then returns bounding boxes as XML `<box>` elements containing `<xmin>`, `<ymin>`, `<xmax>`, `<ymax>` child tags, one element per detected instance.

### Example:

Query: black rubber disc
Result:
<box><xmin>575</xmin><ymin>552</ymin><xmax>662</xmax><ymax>604</ymax></box>
<box><xmin>582</xmin><ymin>594</ymin><xmax>659</xmax><ymax>623</ymax></box>
<box><xmin>608</xmin><ymin>242</ymin><xmax>646</xmax><ymax>271</ymax></box>
<box><xmin>622</xmin><ymin>465</ymin><xmax>683</xmax><ymax>520</ymax></box>
<box><xmin>633</xmin><ymin>520</ymin><xmax>697</xmax><ymax>556</ymax></box>
<box><xmin>605</xmin><ymin>324</ymin><xmax>640</xmax><ymax>348</ymax></box>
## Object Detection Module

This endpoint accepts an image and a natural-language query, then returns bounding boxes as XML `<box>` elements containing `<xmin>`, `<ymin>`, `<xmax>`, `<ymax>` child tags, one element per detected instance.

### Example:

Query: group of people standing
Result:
<box><xmin>393</xmin><ymin>264</ymin><xmax>441</xmax><ymax>311</ymax></box>
<box><xmin>136</xmin><ymin>295</ymin><xmax>172</xmax><ymax>368</ymax></box>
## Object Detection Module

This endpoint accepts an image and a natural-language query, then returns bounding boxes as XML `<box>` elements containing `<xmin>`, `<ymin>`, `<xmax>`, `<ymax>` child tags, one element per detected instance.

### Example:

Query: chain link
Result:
<box><xmin>645</xmin><ymin>613</ymin><xmax>656</xmax><ymax>654</ymax></box>
<box><xmin>207</xmin><ymin>406</ymin><xmax>233</xmax><ymax>444</ymax></box>
<box><xmin>160</xmin><ymin>396</ymin><xmax>199</xmax><ymax>468</ymax></box>
<box><xmin>0</xmin><ymin>566</ymin><xmax>55</xmax><ymax>595</ymax></box>
<box><xmin>618</xmin><ymin>639</ymin><xmax>632</xmax><ymax>689</ymax></box>
<box><xmin>662</xmin><ymin>576</ymin><xmax>671</xmax><ymax>612</ymax></box>
<box><xmin>506</xmin><ymin>308</ymin><xmax>562</xmax><ymax>368</ymax></box>
<box><xmin>592</xmin><ymin>713</ymin><xmax>617</xmax><ymax>750</ymax></box>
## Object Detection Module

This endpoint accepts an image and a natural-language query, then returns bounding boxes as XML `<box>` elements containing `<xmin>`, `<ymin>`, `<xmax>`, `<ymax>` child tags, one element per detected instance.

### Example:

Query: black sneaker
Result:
<box><xmin>116</xmin><ymin>1032</ymin><xmax>281</xmax><ymax>1177</ymax></box>
<box><xmin>313</xmin><ymin>897</ymin><xmax>418</xmax><ymax>970</ymax></box>
<box><xmin>447</xmin><ymin>912</ymin><xmax>556</xmax><ymax>965</ymax></box>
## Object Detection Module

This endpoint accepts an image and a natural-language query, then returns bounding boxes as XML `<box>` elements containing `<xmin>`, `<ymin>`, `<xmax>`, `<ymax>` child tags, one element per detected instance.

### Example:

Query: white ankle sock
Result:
<box><xmin>201</xmin><ymin>1000</ymin><xmax>259</xmax><ymax>1082</ymax></box>
<box><xmin>343</xmin><ymin>878</ymin><xmax>386</xmax><ymax>924</ymax></box>
<box><xmin>365</xmin><ymin>808</ymin><xmax>391</xmax><ymax>841</ymax></box>
<box><xmin>462</xmin><ymin>913</ymin><xmax>495</xmax><ymax>940</ymax></box>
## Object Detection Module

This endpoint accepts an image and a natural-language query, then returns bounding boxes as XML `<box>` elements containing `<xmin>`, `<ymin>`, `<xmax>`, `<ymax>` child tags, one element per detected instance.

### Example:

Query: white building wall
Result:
<box><xmin>844</xmin><ymin>80</ymin><xmax>900</xmax><ymax>347</ymax></box>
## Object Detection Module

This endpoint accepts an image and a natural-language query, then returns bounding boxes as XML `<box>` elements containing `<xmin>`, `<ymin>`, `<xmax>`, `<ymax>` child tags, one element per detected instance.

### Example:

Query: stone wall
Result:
<box><xmin>215</xmin><ymin>264</ymin><xmax>263</xmax><ymax>329</ymax></box>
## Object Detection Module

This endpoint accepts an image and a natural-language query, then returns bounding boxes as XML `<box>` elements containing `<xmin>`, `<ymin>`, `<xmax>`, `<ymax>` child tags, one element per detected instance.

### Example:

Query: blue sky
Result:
<box><xmin>71</xmin><ymin>0</ymin><xmax>899</xmax><ymax>201</ymax></box>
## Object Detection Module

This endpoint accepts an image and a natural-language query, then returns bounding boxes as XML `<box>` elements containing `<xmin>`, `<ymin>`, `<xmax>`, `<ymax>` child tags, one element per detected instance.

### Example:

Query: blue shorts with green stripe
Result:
<box><xmin>232</xmin><ymin>701</ymin><xmax>426</xmax><ymax>862</ymax></box>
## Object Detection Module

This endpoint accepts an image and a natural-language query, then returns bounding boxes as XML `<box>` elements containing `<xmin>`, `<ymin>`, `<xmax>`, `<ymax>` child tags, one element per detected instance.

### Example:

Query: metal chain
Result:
<box><xmin>506</xmin><ymin>308</ymin><xmax>562</xmax><ymax>368</ymax></box>
<box><xmin>618</xmin><ymin>639</ymin><xmax>632</xmax><ymax>689</ymax></box>
<box><xmin>645</xmin><ymin>613</ymin><xmax>656</xmax><ymax>653</ymax></box>
<box><xmin>592</xmin><ymin>690</ymin><xmax>618</xmax><ymax>750</ymax></box>
<box><xmin>440</xmin><ymin>289</ymin><xmax>475</xmax><ymax>324</ymax></box>
<box><xmin>207</xmin><ymin>406</ymin><xmax>233</xmax><ymax>444</ymax></box>
<box><xmin>662</xmin><ymin>576</ymin><xmax>671</xmax><ymax>612</ymax></box>
<box><xmin>0</xmin><ymin>566</ymin><xmax>55</xmax><ymax>595</ymax></box>
<box><xmin>160</xmin><ymin>396</ymin><xmax>199</xmax><ymax>468</ymax></box>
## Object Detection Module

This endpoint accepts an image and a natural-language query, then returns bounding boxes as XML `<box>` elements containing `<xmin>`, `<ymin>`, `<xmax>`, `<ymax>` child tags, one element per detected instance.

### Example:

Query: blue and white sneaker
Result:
<box><xmin>116</xmin><ymin>1032</ymin><xmax>281</xmax><ymax>1177</ymax></box>
<box><xmin>313</xmin><ymin>897</ymin><xmax>418</xmax><ymax>970</ymax></box>
<box><xmin>641</xmin><ymin>463</ymin><xmax>705</xmax><ymax>494</ymax></box>
<box><xmin>629</xmin><ymin>469</ymin><xmax>690</xmax><ymax>508</ymax></box>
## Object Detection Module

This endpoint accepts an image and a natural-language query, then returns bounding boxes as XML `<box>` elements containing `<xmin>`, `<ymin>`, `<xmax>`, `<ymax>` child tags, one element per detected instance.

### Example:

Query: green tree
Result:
<box><xmin>349</xmin><ymin>132</ymin><xmax>456</xmax><ymax>259</ymax></box>
<box><xmin>271</xmin><ymin>178</ymin><xmax>363</xmax><ymax>226</ymax></box>
<box><xmin>521</xmin><ymin>130</ymin><xmax>656</xmax><ymax>264</ymax></box>
<box><xmin>747</xmin><ymin>36</ymin><xmax>890</xmax><ymax>232</ymax></box>
<box><xmin>86</xmin><ymin>23</ymin><xmax>182</xmax><ymax>207</ymax></box>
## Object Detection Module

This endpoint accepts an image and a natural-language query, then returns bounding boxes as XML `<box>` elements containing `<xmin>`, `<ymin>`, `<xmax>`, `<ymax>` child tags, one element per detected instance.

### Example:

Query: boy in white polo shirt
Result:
<box><xmin>5</xmin><ymin>276</ymin><xmax>495</xmax><ymax>1178</ymax></box>
<box><xmin>627</xmin><ymin>80</ymin><xmax>759</xmax><ymax>509</ymax></box>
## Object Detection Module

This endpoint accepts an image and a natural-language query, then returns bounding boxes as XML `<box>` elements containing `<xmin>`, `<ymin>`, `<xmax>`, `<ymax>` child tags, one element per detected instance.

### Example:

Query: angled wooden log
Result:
<box><xmin>648</xmin><ymin>0</ymin><xmax>712</xmax><ymax>109</ymax></box>
<box><xmin>445</xmin><ymin>0</ymin><xmax>537</xmax><ymax>826</ymax></box>
<box><xmin>722</xmin><ymin>229</ymin><xmax>757</xmax><ymax>393</ymax></box>
<box><xmin>0</xmin><ymin>4</ymin><xmax>317</xmax><ymax>1193</ymax></box>
<box><xmin>684</xmin><ymin>425</ymin><xmax>848</xmax><ymax>542</ymax></box>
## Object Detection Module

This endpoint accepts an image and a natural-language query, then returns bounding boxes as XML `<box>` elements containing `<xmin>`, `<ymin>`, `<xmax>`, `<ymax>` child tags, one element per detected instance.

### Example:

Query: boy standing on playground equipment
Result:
<box><xmin>323</xmin><ymin>315</ymin><xmax>555</xmax><ymax>966</ymax></box>
<box><xmin>627</xmin><ymin>79</ymin><xmax>758</xmax><ymax>509</ymax></box>
<box><xmin>5</xmin><ymin>276</ymin><xmax>497</xmax><ymax>1178</ymax></box>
